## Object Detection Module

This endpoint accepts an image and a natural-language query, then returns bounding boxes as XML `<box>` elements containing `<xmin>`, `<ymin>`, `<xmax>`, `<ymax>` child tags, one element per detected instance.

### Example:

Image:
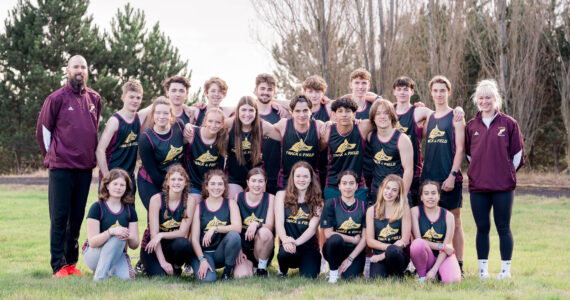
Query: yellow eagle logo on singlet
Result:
<box><xmin>243</xmin><ymin>213</ymin><xmax>264</xmax><ymax>227</ymax></box>
<box><xmin>164</xmin><ymin>145</ymin><xmax>183</xmax><ymax>163</ymax></box>
<box><xmin>423</xmin><ymin>226</ymin><xmax>443</xmax><ymax>241</ymax></box>
<box><xmin>288</xmin><ymin>208</ymin><xmax>309</xmax><ymax>221</ymax></box>
<box><xmin>160</xmin><ymin>219</ymin><xmax>181</xmax><ymax>232</ymax></box>
<box><xmin>396</xmin><ymin>121</ymin><xmax>408</xmax><ymax>133</ymax></box>
<box><xmin>373</xmin><ymin>149</ymin><xmax>393</xmax><ymax>164</ymax></box>
<box><xmin>378</xmin><ymin>224</ymin><xmax>399</xmax><ymax>239</ymax></box>
<box><xmin>205</xmin><ymin>216</ymin><xmax>227</xmax><ymax>230</ymax></box>
<box><xmin>242</xmin><ymin>137</ymin><xmax>252</xmax><ymax>150</ymax></box>
<box><xmin>109</xmin><ymin>220</ymin><xmax>121</xmax><ymax>229</ymax></box>
<box><xmin>428</xmin><ymin>125</ymin><xmax>445</xmax><ymax>139</ymax></box>
<box><xmin>289</xmin><ymin>140</ymin><xmax>313</xmax><ymax>153</ymax></box>
<box><xmin>335</xmin><ymin>139</ymin><xmax>356</xmax><ymax>154</ymax></box>
<box><xmin>338</xmin><ymin>217</ymin><xmax>360</xmax><ymax>231</ymax></box>
<box><xmin>124</xmin><ymin>131</ymin><xmax>138</xmax><ymax>144</ymax></box>
<box><xmin>196</xmin><ymin>150</ymin><xmax>218</xmax><ymax>163</ymax></box>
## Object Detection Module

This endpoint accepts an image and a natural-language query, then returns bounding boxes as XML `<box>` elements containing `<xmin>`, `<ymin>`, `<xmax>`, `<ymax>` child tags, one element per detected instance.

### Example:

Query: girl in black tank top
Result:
<box><xmin>233</xmin><ymin>168</ymin><xmax>276</xmax><ymax>277</ymax></box>
<box><xmin>369</xmin><ymin>129</ymin><xmax>403</xmax><ymax>199</ymax></box>
<box><xmin>275</xmin><ymin>161</ymin><xmax>323</xmax><ymax>278</ymax></box>
<box><xmin>190</xmin><ymin>169</ymin><xmax>242</xmax><ymax>282</ymax></box>
<box><xmin>280</xmin><ymin>119</ymin><xmax>320</xmax><ymax>187</ymax></box>
<box><xmin>141</xmin><ymin>164</ymin><xmax>195</xmax><ymax>277</ymax></box>
<box><xmin>410</xmin><ymin>181</ymin><xmax>460</xmax><ymax>283</ymax></box>
<box><xmin>365</xmin><ymin>174</ymin><xmax>411</xmax><ymax>278</ymax></box>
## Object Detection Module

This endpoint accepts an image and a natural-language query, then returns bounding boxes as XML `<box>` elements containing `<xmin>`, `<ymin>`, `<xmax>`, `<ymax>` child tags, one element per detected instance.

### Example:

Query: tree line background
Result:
<box><xmin>0</xmin><ymin>0</ymin><xmax>568</xmax><ymax>174</ymax></box>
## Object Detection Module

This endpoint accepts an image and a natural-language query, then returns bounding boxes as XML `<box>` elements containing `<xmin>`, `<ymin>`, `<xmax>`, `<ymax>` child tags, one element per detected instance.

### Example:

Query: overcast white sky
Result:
<box><xmin>1</xmin><ymin>0</ymin><xmax>277</xmax><ymax>106</ymax></box>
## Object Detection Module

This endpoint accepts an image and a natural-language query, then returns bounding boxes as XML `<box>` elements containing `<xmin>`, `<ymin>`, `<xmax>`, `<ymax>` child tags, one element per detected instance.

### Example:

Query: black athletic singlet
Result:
<box><xmin>195</xmin><ymin>107</ymin><xmax>207</xmax><ymax>126</ymax></box>
<box><xmin>312</xmin><ymin>104</ymin><xmax>330</xmax><ymax>122</ymax></box>
<box><xmin>176</xmin><ymin>110</ymin><xmax>191</xmax><ymax>125</ymax></box>
<box><xmin>87</xmin><ymin>201</ymin><xmax>138</xmax><ymax>232</ymax></box>
<box><xmin>138</xmin><ymin>120</ymin><xmax>185</xmax><ymax>184</ymax></box>
<box><xmin>237</xmin><ymin>192</ymin><xmax>270</xmax><ymax>234</ymax></box>
<box><xmin>355</xmin><ymin>101</ymin><xmax>372</xmax><ymax>120</ymax></box>
<box><xmin>369</xmin><ymin>129</ymin><xmax>403</xmax><ymax>195</ymax></box>
<box><xmin>284</xmin><ymin>203</ymin><xmax>318</xmax><ymax>249</ymax></box>
<box><xmin>104</xmin><ymin>113</ymin><xmax>141</xmax><ymax>179</ymax></box>
<box><xmin>186</xmin><ymin>129</ymin><xmax>223</xmax><ymax>190</ymax></box>
<box><xmin>158</xmin><ymin>193</ymin><xmax>185</xmax><ymax>232</ymax></box>
<box><xmin>419</xmin><ymin>205</ymin><xmax>447</xmax><ymax>256</ymax></box>
<box><xmin>280</xmin><ymin>119</ymin><xmax>319</xmax><ymax>186</ymax></box>
<box><xmin>373</xmin><ymin>211</ymin><xmax>403</xmax><ymax>255</ymax></box>
<box><xmin>227</xmin><ymin>124</ymin><xmax>261</xmax><ymax>185</ymax></box>
<box><xmin>199</xmin><ymin>198</ymin><xmax>231</xmax><ymax>251</ymax></box>
<box><xmin>321</xmin><ymin>197</ymin><xmax>366</xmax><ymax>248</ymax></box>
<box><xmin>260</xmin><ymin>108</ymin><xmax>281</xmax><ymax>185</ymax></box>
<box><xmin>422</xmin><ymin>111</ymin><xmax>462</xmax><ymax>182</ymax></box>
<box><xmin>395</xmin><ymin>105</ymin><xmax>423</xmax><ymax>178</ymax></box>
<box><xmin>326</xmin><ymin>124</ymin><xmax>364</xmax><ymax>188</ymax></box>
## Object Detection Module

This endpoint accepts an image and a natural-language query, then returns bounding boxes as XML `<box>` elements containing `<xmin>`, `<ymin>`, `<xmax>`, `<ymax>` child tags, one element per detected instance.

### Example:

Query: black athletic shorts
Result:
<box><xmin>439</xmin><ymin>181</ymin><xmax>462</xmax><ymax>210</ymax></box>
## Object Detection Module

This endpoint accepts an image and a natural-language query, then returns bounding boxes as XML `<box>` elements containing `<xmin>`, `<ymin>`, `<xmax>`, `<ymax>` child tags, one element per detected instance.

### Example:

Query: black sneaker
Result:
<box><xmin>256</xmin><ymin>268</ymin><xmax>268</xmax><ymax>277</ymax></box>
<box><xmin>221</xmin><ymin>266</ymin><xmax>233</xmax><ymax>280</ymax></box>
<box><xmin>135</xmin><ymin>260</ymin><xmax>145</xmax><ymax>275</ymax></box>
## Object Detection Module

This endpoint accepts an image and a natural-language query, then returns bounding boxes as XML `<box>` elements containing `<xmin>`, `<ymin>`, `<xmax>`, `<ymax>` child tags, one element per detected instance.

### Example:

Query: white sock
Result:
<box><xmin>257</xmin><ymin>259</ymin><xmax>268</xmax><ymax>270</ymax></box>
<box><xmin>478</xmin><ymin>259</ymin><xmax>489</xmax><ymax>274</ymax></box>
<box><xmin>329</xmin><ymin>269</ymin><xmax>339</xmax><ymax>278</ymax></box>
<box><xmin>500</xmin><ymin>260</ymin><xmax>511</xmax><ymax>274</ymax></box>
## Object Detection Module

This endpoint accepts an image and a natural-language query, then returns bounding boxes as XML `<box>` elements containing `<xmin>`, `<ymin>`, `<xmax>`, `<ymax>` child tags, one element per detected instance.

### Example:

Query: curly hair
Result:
<box><xmin>201</xmin><ymin>169</ymin><xmax>229</xmax><ymax>199</ymax></box>
<box><xmin>162</xmin><ymin>164</ymin><xmax>190</xmax><ymax>219</ymax></box>
<box><xmin>99</xmin><ymin>168</ymin><xmax>134</xmax><ymax>204</ymax></box>
<box><xmin>284</xmin><ymin>161</ymin><xmax>323</xmax><ymax>218</ymax></box>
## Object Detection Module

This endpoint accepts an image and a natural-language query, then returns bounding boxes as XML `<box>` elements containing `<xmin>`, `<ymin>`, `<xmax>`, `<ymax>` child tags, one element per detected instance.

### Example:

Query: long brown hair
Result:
<box><xmin>162</xmin><ymin>164</ymin><xmax>190</xmax><ymax>219</ymax></box>
<box><xmin>201</xmin><ymin>169</ymin><xmax>229</xmax><ymax>199</ymax></box>
<box><xmin>233</xmin><ymin>96</ymin><xmax>262</xmax><ymax>166</ymax></box>
<box><xmin>99</xmin><ymin>168</ymin><xmax>134</xmax><ymax>204</ymax></box>
<box><xmin>202</xmin><ymin>108</ymin><xmax>228</xmax><ymax>157</ymax></box>
<box><xmin>374</xmin><ymin>174</ymin><xmax>406</xmax><ymax>222</ymax></box>
<box><xmin>284</xmin><ymin>161</ymin><xmax>323</xmax><ymax>218</ymax></box>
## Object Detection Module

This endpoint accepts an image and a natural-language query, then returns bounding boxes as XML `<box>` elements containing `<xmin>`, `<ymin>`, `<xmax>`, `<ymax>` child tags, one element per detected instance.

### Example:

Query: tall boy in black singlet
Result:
<box><xmin>422</xmin><ymin>76</ymin><xmax>466</xmax><ymax>273</ymax></box>
<box><xmin>96</xmin><ymin>80</ymin><xmax>143</xmax><ymax>194</ymax></box>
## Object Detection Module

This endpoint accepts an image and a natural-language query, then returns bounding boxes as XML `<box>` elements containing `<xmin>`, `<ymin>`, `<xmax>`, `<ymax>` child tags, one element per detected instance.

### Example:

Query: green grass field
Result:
<box><xmin>0</xmin><ymin>185</ymin><xmax>568</xmax><ymax>299</ymax></box>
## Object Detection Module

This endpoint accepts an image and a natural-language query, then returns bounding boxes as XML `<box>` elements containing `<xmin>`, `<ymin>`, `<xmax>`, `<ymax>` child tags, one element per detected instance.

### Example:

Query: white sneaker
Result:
<box><xmin>183</xmin><ymin>264</ymin><xmax>193</xmax><ymax>276</ymax></box>
<box><xmin>479</xmin><ymin>271</ymin><xmax>490</xmax><ymax>279</ymax></box>
<box><xmin>328</xmin><ymin>275</ymin><xmax>339</xmax><ymax>283</ymax></box>
<box><xmin>320</xmin><ymin>257</ymin><xmax>329</xmax><ymax>274</ymax></box>
<box><xmin>497</xmin><ymin>271</ymin><xmax>511</xmax><ymax>280</ymax></box>
<box><xmin>417</xmin><ymin>276</ymin><xmax>426</xmax><ymax>283</ymax></box>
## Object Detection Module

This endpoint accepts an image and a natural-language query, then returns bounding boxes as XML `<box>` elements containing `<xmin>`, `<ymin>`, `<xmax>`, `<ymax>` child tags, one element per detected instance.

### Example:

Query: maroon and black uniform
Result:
<box><xmin>422</xmin><ymin>111</ymin><xmax>463</xmax><ymax>210</ymax></box>
<box><xmin>395</xmin><ymin>105</ymin><xmax>423</xmax><ymax>206</ymax></box>
<box><xmin>36</xmin><ymin>82</ymin><xmax>102</xmax><ymax>274</ymax></box>
<box><xmin>466</xmin><ymin>111</ymin><xmax>524</xmax><ymax>261</ymax></box>
<box><xmin>260</xmin><ymin>108</ymin><xmax>281</xmax><ymax>194</ymax></box>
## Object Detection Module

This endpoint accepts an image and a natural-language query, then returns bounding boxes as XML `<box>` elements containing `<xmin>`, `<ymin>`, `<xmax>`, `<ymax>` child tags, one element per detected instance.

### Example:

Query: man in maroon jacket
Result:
<box><xmin>36</xmin><ymin>55</ymin><xmax>102</xmax><ymax>277</ymax></box>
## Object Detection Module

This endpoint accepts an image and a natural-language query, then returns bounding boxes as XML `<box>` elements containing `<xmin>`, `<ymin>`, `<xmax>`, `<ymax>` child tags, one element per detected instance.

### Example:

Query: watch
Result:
<box><xmin>438</xmin><ymin>243</ymin><xmax>444</xmax><ymax>250</ymax></box>
<box><xmin>450</xmin><ymin>170</ymin><xmax>458</xmax><ymax>177</ymax></box>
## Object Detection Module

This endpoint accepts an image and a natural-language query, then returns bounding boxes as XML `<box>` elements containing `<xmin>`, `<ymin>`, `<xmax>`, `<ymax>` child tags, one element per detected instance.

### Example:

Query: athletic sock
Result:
<box><xmin>364</xmin><ymin>257</ymin><xmax>371</xmax><ymax>278</ymax></box>
<box><xmin>478</xmin><ymin>259</ymin><xmax>489</xmax><ymax>278</ymax></box>
<box><xmin>328</xmin><ymin>270</ymin><xmax>339</xmax><ymax>283</ymax></box>
<box><xmin>257</xmin><ymin>259</ymin><xmax>268</xmax><ymax>270</ymax></box>
<box><xmin>497</xmin><ymin>260</ymin><xmax>512</xmax><ymax>279</ymax></box>
<box><xmin>458</xmin><ymin>260</ymin><xmax>464</xmax><ymax>276</ymax></box>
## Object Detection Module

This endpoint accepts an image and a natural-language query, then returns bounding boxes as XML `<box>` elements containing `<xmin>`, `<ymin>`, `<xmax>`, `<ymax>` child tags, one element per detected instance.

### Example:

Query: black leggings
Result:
<box><xmin>470</xmin><ymin>191</ymin><xmax>514</xmax><ymax>260</ymax></box>
<box><xmin>277</xmin><ymin>245</ymin><xmax>321</xmax><ymax>278</ymax></box>
<box><xmin>140</xmin><ymin>237</ymin><xmax>194</xmax><ymax>277</ymax></box>
<box><xmin>370</xmin><ymin>245</ymin><xmax>408</xmax><ymax>278</ymax></box>
<box><xmin>322</xmin><ymin>234</ymin><xmax>365</xmax><ymax>279</ymax></box>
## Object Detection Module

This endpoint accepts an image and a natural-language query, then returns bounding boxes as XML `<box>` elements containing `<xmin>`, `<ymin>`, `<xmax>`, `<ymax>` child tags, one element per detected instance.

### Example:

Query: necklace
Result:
<box><xmin>294</xmin><ymin>122</ymin><xmax>310</xmax><ymax>144</ymax></box>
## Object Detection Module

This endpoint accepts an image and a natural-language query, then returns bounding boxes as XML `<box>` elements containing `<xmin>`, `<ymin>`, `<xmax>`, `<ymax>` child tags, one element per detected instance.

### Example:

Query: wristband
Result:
<box><xmin>347</xmin><ymin>256</ymin><xmax>354</xmax><ymax>262</ymax></box>
<box><xmin>198</xmin><ymin>256</ymin><xmax>206</xmax><ymax>262</ymax></box>
<box><xmin>442</xmin><ymin>243</ymin><xmax>447</xmax><ymax>252</ymax></box>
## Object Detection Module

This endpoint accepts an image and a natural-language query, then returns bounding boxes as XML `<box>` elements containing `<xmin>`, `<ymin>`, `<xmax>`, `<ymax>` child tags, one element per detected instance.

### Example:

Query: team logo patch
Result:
<box><xmin>89</xmin><ymin>104</ymin><xmax>95</xmax><ymax>114</ymax></box>
<box><xmin>373</xmin><ymin>149</ymin><xmax>393</xmax><ymax>164</ymax></box>
<box><xmin>109</xmin><ymin>220</ymin><xmax>121</xmax><ymax>229</ymax></box>
<box><xmin>68</xmin><ymin>106</ymin><xmax>74</xmax><ymax>111</ymax></box>
<box><xmin>335</xmin><ymin>139</ymin><xmax>356</xmax><ymax>154</ymax></box>
<box><xmin>164</xmin><ymin>145</ymin><xmax>183</xmax><ymax>163</ymax></box>
<box><xmin>378</xmin><ymin>224</ymin><xmax>399</xmax><ymax>239</ymax></box>
<box><xmin>289</xmin><ymin>140</ymin><xmax>313</xmax><ymax>152</ymax></box>
<box><xmin>423</xmin><ymin>226</ymin><xmax>443</xmax><ymax>241</ymax></box>
<box><xmin>474</xmin><ymin>131</ymin><xmax>479</xmax><ymax>136</ymax></box>
<box><xmin>497</xmin><ymin>127</ymin><xmax>506</xmax><ymax>136</ymax></box>
<box><xmin>288</xmin><ymin>208</ymin><xmax>309</xmax><ymax>221</ymax></box>
<box><xmin>205</xmin><ymin>216</ymin><xmax>227</xmax><ymax>230</ymax></box>
<box><xmin>242</xmin><ymin>137</ymin><xmax>252</xmax><ymax>150</ymax></box>
<box><xmin>160</xmin><ymin>218</ymin><xmax>181</xmax><ymax>232</ymax></box>
<box><xmin>428</xmin><ymin>125</ymin><xmax>445</xmax><ymax>139</ymax></box>
<box><xmin>196</xmin><ymin>150</ymin><xmax>218</xmax><ymax>163</ymax></box>
<box><xmin>396</xmin><ymin>121</ymin><xmax>408</xmax><ymax>133</ymax></box>
<box><xmin>243</xmin><ymin>213</ymin><xmax>264</xmax><ymax>227</ymax></box>
<box><xmin>338</xmin><ymin>217</ymin><xmax>360</xmax><ymax>231</ymax></box>
<box><xmin>124</xmin><ymin>131</ymin><xmax>137</xmax><ymax>144</ymax></box>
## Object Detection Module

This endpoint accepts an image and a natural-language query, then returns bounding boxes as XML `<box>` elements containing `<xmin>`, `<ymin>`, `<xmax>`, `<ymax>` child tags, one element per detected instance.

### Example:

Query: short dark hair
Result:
<box><xmin>163</xmin><ymin>75</ymin><xmax>190</xmax><ymax>92</ymax></box>
<box><xmin>331</xmin><ymin>97</ymin><xmax>358</xmax><ymax>112</ymax></box>
<box><xmin>255</xmin><ymin>73</ymin><xmax>276</xmax><ymax>88</ymax></box>
<box><xmin>393</xmin><ymin>76</ymin><xmax>415</xmax><ymax>90</ymax></box>
<box><xmin>290</xmin><ymin>95</ymin><xmax>313</xmax><ymax>110</ymax></box>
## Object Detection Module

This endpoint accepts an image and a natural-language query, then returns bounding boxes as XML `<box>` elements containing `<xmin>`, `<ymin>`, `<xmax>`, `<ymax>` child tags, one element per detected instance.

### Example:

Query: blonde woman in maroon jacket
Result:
<box><xmin>465</xmin><ymin>79</ymin><xmax>524</xmax><ymax>280</ymax></box>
